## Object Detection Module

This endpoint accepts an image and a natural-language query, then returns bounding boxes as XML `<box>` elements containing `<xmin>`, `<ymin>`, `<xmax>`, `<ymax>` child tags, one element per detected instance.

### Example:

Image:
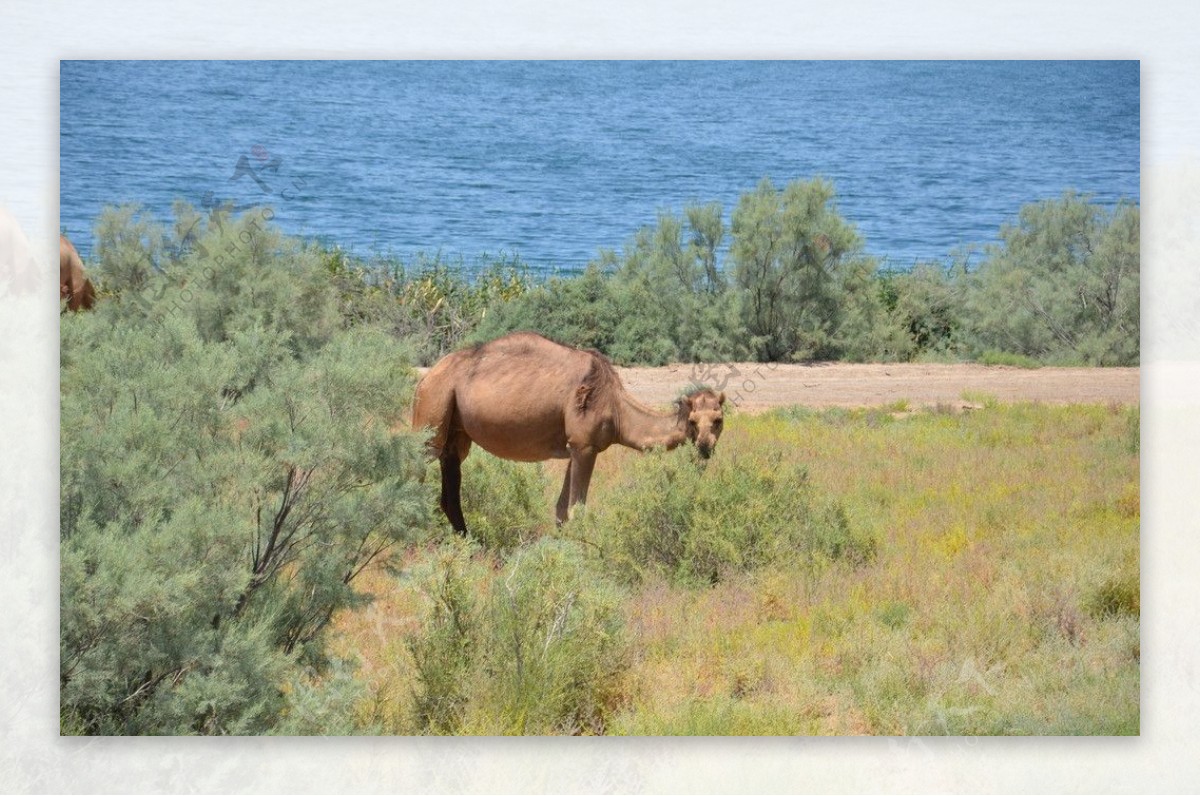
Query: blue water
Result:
<box><xmin>60</xmin><ymin>60</ymin><xmax>1139</xmax><ymax>273</ymax></box>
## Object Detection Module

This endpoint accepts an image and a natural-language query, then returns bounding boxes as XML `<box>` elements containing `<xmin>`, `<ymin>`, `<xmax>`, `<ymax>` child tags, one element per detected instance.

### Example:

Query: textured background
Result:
<box><xmin>2</xmin><ymin>0</ymin><xmax>1197</xmax><ymax>791</ymax></box>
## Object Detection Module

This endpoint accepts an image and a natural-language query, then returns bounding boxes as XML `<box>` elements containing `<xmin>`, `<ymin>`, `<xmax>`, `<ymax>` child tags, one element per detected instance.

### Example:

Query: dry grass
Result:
<box><xmin>328</xmin><ymin>401</ymin><xmax>1139</xmax><ymax>735</ymax></box>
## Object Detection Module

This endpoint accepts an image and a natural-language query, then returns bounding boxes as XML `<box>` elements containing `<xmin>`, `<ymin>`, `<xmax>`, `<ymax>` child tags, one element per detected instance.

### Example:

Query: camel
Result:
<box><xmin>412</xmin><ymin>331</ymin><xmax>726</xmax><ymax>535</ymax></box>
<box><xmin>60</xmin><ymin>234</ymin><xmax>96</xmax><ymax>311</ymax></box>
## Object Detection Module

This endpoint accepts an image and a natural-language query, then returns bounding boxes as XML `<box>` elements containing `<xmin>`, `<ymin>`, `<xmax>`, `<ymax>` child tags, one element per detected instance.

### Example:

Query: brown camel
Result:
<box><xmin>412</xmin><ymin>332</ymin><xmax>726</xmax><ymax>534</ymax></box>
<box><xmin>60</xmin><ymin>234</ymin><xmax>96</xmax><ymax>311</ymax></box>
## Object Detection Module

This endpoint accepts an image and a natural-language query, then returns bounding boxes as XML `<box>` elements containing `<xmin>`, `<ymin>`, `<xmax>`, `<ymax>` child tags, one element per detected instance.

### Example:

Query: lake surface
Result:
<box><xmin>60</xmin><ymin>60</ymin><xmax>1139</xmax><ymax>273</ymax></box>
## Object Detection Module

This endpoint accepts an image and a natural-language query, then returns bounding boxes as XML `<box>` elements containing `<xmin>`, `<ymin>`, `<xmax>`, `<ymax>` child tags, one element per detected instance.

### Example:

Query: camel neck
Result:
<box><xmin>615</xmin><ymin>391</ymin><xmax>687</xmax><ymax>452</ymax></box>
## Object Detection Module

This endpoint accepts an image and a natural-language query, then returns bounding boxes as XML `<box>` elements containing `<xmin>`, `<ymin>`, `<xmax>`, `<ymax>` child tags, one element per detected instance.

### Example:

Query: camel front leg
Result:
<box><xmin>567</xmin><ymin>448</ymin><xmax>597</xmax><ymax>522</ymax></box>
<box><xmin>555</xmin><ymin>460</ymin><xmax>573</xmax><ymax>527</ymax></box>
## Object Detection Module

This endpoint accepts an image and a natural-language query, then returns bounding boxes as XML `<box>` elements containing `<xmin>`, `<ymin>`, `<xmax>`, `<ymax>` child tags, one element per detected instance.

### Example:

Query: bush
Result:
<box><xmin>1086</xmin><ymin>567</ymin><xmax>1140</xmax><ymax>619</ymax></box>
<box><xmin>408</xmin><ymin>538</ymin><xmax>630</xmax><ymax>735</ymax></box>
<box><xmin>475</xmin><ymin>206</ymin><xmax>747</xmax><ymax>365</ymax></box>
<box><xmin>407</xmin><ymin>540</ymin><xmax>485</xmax><ymax>734</ymax></box>
<box><xmin>472</xmin><ymin>261</ymin><xmax>624</xmax><ymax>356</ymax></box>
<box><xmin>576</xmin><ymin>445</ymin><xmax>875</xmax><ymax>585</ymax></box>
<box><xmin>731</xmin><ymin>177</ymin><xmax>893</xmax><ymax>362</ymax></box>
<box><xmin>977</xmin><ymin>350</ymin><xmax>1043</xmax><ymax>369</ymax></box>
<box><xmin>61</xmin><ymin>206</ymin><xmax>435</xmax><ymax>734</ymax></box>
<box><xmin>459</xmin><ymin>455</ymin><xmax>552</xmax><ymax>553</ymax></box>
<box><xmin>878</xmin><ymin>258</ymin><xmax>970</xmax><ymax>360</ymax></box>
<box><xmin>965</xmin><ymin>192</ymin><xmax>1139</xmax><ymax>365</ymax></box>
<box><xmin>327</xmin><ymin>250</ymin><xmax>532</xmax><ymax>365</ymax></box>
<box><xmin>453</xmin><ymin>182</ymin><xmax>1139</xmax><ymax>369</ymax></box>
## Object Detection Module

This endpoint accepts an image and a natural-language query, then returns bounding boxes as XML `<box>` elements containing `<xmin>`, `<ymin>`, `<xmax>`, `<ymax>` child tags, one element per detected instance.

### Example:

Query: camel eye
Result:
<box><xmin>713</xmin><ymin>419</ymin><xmax>723</xmax><ymax>429</ymax></box>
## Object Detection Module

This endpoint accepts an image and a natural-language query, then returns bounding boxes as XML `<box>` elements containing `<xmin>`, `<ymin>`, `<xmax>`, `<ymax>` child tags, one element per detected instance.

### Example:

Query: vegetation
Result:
<box><xmin>61</xmin><ymin>178</ymin><xmax>1139</xmax><ymax>735</ymax></box>
<box><xmin>333</xmin><ymin>402</ymin><xmax>1140</xmax><ymax>735</ymax></box>
<box><xmin>87</xmin><ymin>179</ymin><xmax>1135</xmax><ymax>371</ymax></box>
<box><xmin>406</xmin><ymin>537</ymin><xmax>629</xmax><ymax>735</ymax></box>
<box><xmin>469</xmin><ymin>184</ymin><xmax>1139</xmax><ymax>367</ymax></box>
<box><xmin>574</xmin><ymin>446</ymin><xmax>876</xmax><ymax>586</ymax></box>
<box><xmin>61</xmin><ymin>208</ymin><xmax>436</xmax><ymax>734</ymax></box>
<box><xmin>965</xmin><ymin>193</ymin><xmax>1140</xmax><ymax>365</ymax></box>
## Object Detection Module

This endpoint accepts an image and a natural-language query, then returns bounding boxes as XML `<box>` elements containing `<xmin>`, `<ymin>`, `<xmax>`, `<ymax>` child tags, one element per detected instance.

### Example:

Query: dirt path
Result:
<box><xmin>614</xmin><ymin>362</ymin><xmax>1139</xmax><ymax>411</ymax></box>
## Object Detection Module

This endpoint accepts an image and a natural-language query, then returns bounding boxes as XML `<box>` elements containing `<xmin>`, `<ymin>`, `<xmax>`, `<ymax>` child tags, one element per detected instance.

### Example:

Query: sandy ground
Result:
<box><xmin>612</xmin><ymin>362</ymin><xmax>1140</xmax><ymax>412</ymax></box>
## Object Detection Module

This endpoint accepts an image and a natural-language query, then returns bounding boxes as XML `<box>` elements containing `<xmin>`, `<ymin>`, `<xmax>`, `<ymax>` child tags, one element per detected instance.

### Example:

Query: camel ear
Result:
<box><xmin>717</xmin><ymin>391</ymin><xmax>726</xmax><ymax>406</ymax></box>
<box><xmin>678</xmin><ymin>394</ymin><xmax>693</xmax><ymax>411</ymax></box>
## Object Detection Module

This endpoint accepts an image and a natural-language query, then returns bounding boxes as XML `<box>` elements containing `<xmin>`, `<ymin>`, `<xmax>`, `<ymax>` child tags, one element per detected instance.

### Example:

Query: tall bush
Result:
<box><xmin>965</xmin><ymin>193</ymin><xmax>1139</xmax><ymax>365</ymax></box>
<box><xmin>475</xmin><ymin>205</ymin><xmax>746</xmax><ymax>365</ymax></box>
<box><xmin>61</xmin><ymin>207</ymin><xmax>434</xmax><ymax>734</ymax></box>
<box><xmin>878</xmin><ymin>257</ymin><xmax>971</xmax><ymax>360</ymax></box>
<box><xmin>730</xmin><ymin>177</ymin><xmax>889</xmax><ymax>361</ymax></box>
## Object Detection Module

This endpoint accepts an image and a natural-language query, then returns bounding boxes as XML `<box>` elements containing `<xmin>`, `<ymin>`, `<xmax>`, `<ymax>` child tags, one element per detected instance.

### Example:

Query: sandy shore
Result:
<box><xmin>613</xmin><ymin>362</ymin><xmax>1139</xmax><ymax>411</ymax></box>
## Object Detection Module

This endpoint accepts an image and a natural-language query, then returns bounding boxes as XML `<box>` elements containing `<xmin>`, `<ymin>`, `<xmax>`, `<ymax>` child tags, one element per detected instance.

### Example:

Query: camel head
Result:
<box><xmin>678</xmin><ymin>388</ymin><xmax>726</xmax><ymax>459</ymax></box>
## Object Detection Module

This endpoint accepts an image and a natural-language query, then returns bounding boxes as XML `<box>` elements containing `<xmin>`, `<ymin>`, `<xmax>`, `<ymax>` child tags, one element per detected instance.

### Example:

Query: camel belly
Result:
<box><xmin>456</xmin><ymin>407</ymin><xmax>571</xmax><ymax>462</ymax></box>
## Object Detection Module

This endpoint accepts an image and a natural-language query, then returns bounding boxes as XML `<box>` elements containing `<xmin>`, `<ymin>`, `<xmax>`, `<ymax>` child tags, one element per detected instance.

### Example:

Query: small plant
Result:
<box><xmin>978</xmin><ymin>350</ymin><xmax>1043</xmax><ymax>369</ymax></box>
<box><xmin>579</xmin><ymin>446</ymin><xmax>876</xmax><ymax>585</ymax></box>
<box><xmin>876</xmin><ymin>601</ymin><xmax>912</xmax><ymax>630</ymax></box>
<box><xmin>407</xmin><ymin>540</ymin><xmax>484</xmax><ymax>734</ymax></box>
<box><xmin>1126</xmin><ymin>405</ymin><xmax>1140</xmax><ymax>455</ymax></box>
<box><xmin>1086</xmin><ymin>571</ymin><xmax>1140</xmax><ymax>619</ymax></box>
<box><xmin>474</xmin><ymin>539</ymin><xmax>629</xmax><ymax>734</ymax></box>
<box><xmin>407</xmin><ymin>539</ymin><xmax>630</xmax><ymax>735</ymax></box>
<box><xmin>459</xmin><ymin>456</ymin><xmax>551</xmax><ymax>552</ymax></box>
<box><xmin>960</xmin><ymin>390</ymin><xmax>1000</xmax><ymax>409</ymax></box>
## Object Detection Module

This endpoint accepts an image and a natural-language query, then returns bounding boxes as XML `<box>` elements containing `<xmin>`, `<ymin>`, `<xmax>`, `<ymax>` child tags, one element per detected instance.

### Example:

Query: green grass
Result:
<box><xmin>978</xmin><ymin>350</ymin><xmax>1044</xmax><ymax>368</ymax></box>
<box><xmin>330</xmin><ymin>402</ymin><xmax>1139</xmax><ymax>736</ymax></box>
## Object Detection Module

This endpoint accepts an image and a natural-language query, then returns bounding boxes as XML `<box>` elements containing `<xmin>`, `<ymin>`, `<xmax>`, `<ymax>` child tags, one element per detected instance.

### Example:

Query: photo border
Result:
<box><xmin>3</xmin><ymin>0</ymin><xmax>1197</xmax><ymax>791</ymax></box>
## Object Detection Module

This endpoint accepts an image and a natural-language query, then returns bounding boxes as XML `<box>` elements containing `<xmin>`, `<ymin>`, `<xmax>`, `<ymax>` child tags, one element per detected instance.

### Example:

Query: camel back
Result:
<box><xmin>459</xmin><ymin>332</ymin><xmax>627</xmax><ymax>415</ymax></box>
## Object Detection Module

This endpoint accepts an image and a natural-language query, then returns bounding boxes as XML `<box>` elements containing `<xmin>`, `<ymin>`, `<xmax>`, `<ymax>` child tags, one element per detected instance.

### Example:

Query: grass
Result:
<box><xmin>978</xmin><ymin>350</ymin><xmax>1044</xmax><ymax>369</ymax></box>
<box><xmin>328</xmin><ymin>401</ymin><xmax>1139</xmax><ymax>735</ymax></box>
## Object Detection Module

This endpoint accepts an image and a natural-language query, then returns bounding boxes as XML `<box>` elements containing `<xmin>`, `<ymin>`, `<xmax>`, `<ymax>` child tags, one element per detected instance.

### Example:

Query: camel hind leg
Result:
<box><xmin>412</xmin><ymin>366</ymin><xmax>473</xmax><ymax>535</ymax></box>
<box><xmin>440</xmin><ymin>453</ymin><xmax>466</xmax><ymax>535</ymax></box>
<box><xmin>439</xmin><ymin>430</ymin><xmax>472</xmax><ymax>535</ymax></box>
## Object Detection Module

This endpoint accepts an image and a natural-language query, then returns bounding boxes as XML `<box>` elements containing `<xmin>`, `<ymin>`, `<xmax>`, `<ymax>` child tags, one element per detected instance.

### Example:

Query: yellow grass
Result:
<box><xmin>329</xmin><ymin>402</ymin><xmax>1139</xmax><ymax>735</ymax></box>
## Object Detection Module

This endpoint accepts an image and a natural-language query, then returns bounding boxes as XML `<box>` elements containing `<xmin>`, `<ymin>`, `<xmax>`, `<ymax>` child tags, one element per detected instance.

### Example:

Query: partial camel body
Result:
<box><xmin>412</xmin><ymin>332</ymin><xmax>725</xmax><ymax>534</ymax></box>
<box><xmin>60</xmin><ymin>234</ymin><xmax>96</xmax><ymax>311</ymax></box>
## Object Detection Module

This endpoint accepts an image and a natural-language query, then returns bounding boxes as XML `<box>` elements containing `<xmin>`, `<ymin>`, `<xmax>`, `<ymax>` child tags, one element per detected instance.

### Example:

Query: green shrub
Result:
<box><xmin>459</xmin><ymin>455</ymin><xmax>552</xmax><ymax>552</ymax></box>
<box><xmin>445</xmin><ymin>183</ymin><xmax>1137</xmax><ymax>369</ymax></box>
<box><xmin>472</xmin><ymin>539</ymin><xmax>629</xmax><ymax>734</ymax></box>
<box><xmin>1126</xmin><ymin>405</ymin><xmax>1140</xmax><ymax>455</ymax></box>
<box><xmin>474</xmin><ymin>207</ymin><xmax>747</xmax><ymax>365</ymax></box>
<box><xmin>965</xmin><ymin>193</ymin><xmax>1139</xmax><ymax>365</ymax></box>
<box><xmin>407</xmin><ymin>539</ymin><xmax>485</xmax><ymax>734</ymax></box>
<box><xmin>879</xmin><ymin>258</ymin><xmax>970</xmax><ymax>360</ymax></box>
<box><xmin>273</xmin><ymin>658</ymin><xmax>380</xmax><ymax>736</ymax></box>
<box><xmin>577</xmin><ymin>446</ymin><xmax>875</xmax><ymax>585</ymax></box>
<box><xmin>408</xmin><ymin>539</ymin><xmax>630</xmax><ymax>735</ymax></box>
<box><xmin>61</xmin><ymin>206</ymin><xmax>435</xmax><ymax>735</ymax></box>
<box><xmin>1086</xmin><ymin>570</ymin><xmax>1140</xmax><ymax>619</ymax></box>
<box><xmin>876</xmin><ymin>601</ymin><xmax>913</xmax><ymax>630</ymax></box>
<box><xmin>473</xmin><ymin>261</ymin><xmax>623</xmax><ymax>355</ymax></box>
<box><xmin>978</xmin><ymin>350</ymin><xmax>1043</xmax><ymax>369</ymax></box>
<box><xmin>315</xmin><ymin>246</ymin><xmax>533</xmax><ymax>365</ymax></box>
<box><xmin>731</xmin><ymin>177</ymin><xmax>894</xmax><ymax>362</ymax></box>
